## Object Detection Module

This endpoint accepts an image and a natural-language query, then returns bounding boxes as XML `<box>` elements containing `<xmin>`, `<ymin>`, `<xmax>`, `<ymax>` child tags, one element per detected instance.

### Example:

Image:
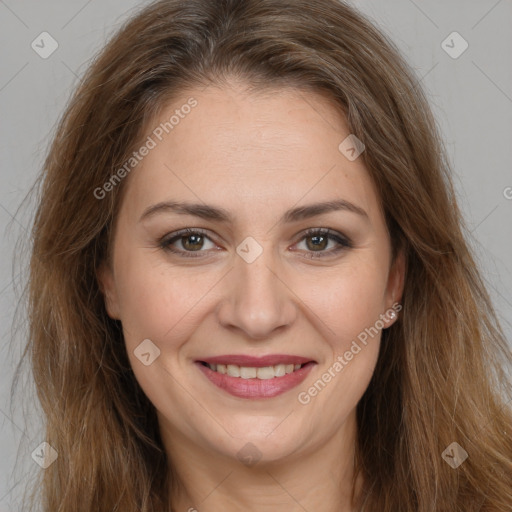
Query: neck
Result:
<box><xmin>161</xmin><ymin>411</ymin><xmax>362</xmax><ymax>512</ymax></box>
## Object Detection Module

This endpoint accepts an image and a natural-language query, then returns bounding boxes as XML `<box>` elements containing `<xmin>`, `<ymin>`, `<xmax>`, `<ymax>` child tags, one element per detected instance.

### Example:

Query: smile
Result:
<box><xmin>195</xmin><ymin>355</ymin><xmax>316</xmax><ymax>399</ymax></box>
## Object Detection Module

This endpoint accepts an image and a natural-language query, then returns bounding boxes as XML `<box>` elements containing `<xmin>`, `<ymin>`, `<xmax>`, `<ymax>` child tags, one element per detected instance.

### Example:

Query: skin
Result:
<box><xmin>98</xmin><ymin>79</ymin><xmax>405</xmax><ymax>512</ymax></box>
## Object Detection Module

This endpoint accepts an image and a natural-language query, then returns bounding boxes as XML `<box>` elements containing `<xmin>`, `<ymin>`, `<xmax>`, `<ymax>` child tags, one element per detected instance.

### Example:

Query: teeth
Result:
<box><xmin>206</xmin><ymin>362</ymin><xmax>304</xmax><ymax>379</ymax></box>
<box><xmin>274</xmin><ymin>364</ymin><xmax>286</xmax><ymax>377</ymax></box>
<box><xmin>240</xmin><ymin>367</ymin><xmax>257</xmax><ymax>379</ymax></box>
<box><xmin>256</xmin><ymin>367</ymin><xmax>274</xmax><ymax>380</ymax></box>
<box><xmin>227</xmin><ymin>364</ymin><xmax>240</xmax><ymax>377</ymax></box>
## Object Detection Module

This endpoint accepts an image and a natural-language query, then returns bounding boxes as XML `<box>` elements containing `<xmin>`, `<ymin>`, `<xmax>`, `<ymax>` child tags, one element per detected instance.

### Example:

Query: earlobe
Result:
<box><xmin>96</xmin><ymin>261</ymin><xmax>121</xmax><ymax>320</ymax></box>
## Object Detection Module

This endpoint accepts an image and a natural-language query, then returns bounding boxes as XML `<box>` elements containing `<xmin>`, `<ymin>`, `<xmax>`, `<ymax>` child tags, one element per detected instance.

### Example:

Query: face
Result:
<box><xmin>98</xmin><ymin>80</ymin><xmax>404</xmax><ymax>467</ymax></box>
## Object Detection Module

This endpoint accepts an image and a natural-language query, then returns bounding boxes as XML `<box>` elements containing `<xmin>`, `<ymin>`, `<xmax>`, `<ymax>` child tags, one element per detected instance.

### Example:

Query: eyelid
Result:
<box><xmin>299</xmin><ymin>227</ymin><xmax>352</xmax><ymax>247</ymax></box>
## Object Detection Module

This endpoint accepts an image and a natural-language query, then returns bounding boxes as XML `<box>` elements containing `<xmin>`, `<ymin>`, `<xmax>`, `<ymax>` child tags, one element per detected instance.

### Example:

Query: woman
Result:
<box><xmin>18</xmin><ymin>0</ymin><xmax>512</xmax><ymax>510</ymax></box>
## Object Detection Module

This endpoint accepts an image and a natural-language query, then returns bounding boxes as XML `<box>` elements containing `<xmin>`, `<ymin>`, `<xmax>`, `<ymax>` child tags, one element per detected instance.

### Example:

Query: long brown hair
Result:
<box><xmin>13</xmin><ymin>0</ymin><xmax>512</xmax><ymax>510</ymax></box>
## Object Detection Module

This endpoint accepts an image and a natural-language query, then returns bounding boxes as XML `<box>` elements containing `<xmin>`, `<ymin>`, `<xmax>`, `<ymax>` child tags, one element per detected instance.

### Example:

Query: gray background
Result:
<box><xmin>1</xmin><ymin>0</ymin><xmax>511</xmax><ymax>509</ymax></box>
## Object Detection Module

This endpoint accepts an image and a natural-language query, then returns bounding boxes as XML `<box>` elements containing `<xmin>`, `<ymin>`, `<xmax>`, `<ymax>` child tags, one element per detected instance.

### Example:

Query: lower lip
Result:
<box><xmin>196</xmin><ymin>362</ymin><xmax>315</xmax><ymax>399</ymax></box>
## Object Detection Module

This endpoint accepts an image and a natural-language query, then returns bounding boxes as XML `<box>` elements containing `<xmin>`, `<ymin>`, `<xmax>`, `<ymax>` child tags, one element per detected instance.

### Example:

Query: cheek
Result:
<box><xmin>302</xmin><ymin>258</ymin><xmax>389</xmax><ymax>343</ymax></box>
<box><xmin>114</xmin><ymin>252</ymin><xmax>221</xmax><ymax>350</ymax></box>
<box><xmin>300</xmin><ymin>259</ymin><xmax>386</xmax><ymax>380</ymax></box>
<box><xmin>293</xmin><ymin>263</ymin><xmax>385</xmax><ymax>431</ymax></box>
<box><xmin>114</xmin><ymin>257</ymin><xmax>209</xmax><ymax>417</ymax></box>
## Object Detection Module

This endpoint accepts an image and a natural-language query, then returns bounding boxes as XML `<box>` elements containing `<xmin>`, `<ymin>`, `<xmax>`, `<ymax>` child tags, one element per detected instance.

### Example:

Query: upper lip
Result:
<box><xmin>198</xmin><ymin>354</ymin><xmax>315</xmax><ymax>367</ymax></box>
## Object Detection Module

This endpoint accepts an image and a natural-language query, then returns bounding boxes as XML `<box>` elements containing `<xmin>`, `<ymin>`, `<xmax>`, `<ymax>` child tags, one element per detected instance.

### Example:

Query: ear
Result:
<box><xmin>97</xmin><ymin>261</ymin><xmax>121</xmax><ymax>320</ymax></box>
<box><xmin>383</xmin><ymin>248</ymin><xmax>405</xmax><ymax>325</ymax></box>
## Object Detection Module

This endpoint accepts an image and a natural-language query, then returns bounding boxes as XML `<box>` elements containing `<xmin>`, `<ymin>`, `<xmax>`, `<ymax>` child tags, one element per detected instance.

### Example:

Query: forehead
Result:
<box><xmin>118</xmin><ymin>82</ymin><xmax>384</xmax><ymax>228</ymax></box>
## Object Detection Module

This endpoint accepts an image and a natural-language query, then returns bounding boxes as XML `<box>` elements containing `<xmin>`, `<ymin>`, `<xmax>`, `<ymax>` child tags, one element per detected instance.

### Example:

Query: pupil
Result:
<box><xmin>183</xmin><ymin>234</ymin><xmax>203</xmax><ymax>251</ymax></box>
<box><xmin>307</xmin><ymin>234</ymin><xmax>327</xmax><ymax>251</ymax></box>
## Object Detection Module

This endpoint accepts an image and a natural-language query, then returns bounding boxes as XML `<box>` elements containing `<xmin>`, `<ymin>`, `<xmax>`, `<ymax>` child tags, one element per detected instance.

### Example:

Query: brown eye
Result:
<box><xmin>305</xmin><ymin>233</ymin><xmax>329</xmax><ymax>251</ymax></box>
<box><xmin>294</xmin><ymin>228</ymin><xmax>352</xmax><ymax>259</ymax></box>
<box><xmin>180</xmin><ymin>233</ymin><xmax>205</xmax><ymax>251</ymax></box>
<box><xmin>160</xmin><ymin>228</ymin><xmax>217</xmax><ymax>258</ymax></box>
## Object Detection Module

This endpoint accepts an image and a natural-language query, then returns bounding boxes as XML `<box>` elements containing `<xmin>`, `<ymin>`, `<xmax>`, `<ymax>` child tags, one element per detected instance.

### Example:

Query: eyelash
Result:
<box><xmin>158</xmin><ymin>227</ymin><xmax>353</xmax><ymax>259</ymax></box>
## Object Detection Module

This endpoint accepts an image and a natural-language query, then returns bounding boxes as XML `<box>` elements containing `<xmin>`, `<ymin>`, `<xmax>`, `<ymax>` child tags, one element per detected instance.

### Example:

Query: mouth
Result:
<box><xmin>195</xmin><ymin>355</ymin><xmax>316</xmax><ymax>399</ymax></box>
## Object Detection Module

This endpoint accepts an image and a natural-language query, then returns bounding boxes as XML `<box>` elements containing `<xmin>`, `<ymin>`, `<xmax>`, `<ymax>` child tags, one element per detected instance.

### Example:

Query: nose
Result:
<box><xmin>216</xmin><ymin>242</ymin><xmax>297</xmax><ymax>340</ymax></box>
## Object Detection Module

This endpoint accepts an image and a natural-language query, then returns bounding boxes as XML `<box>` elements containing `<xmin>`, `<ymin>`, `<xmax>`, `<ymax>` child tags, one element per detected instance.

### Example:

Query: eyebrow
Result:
<box><xmin>139</xmin><ymin>198</ymin><xmax>368</xmax><ymax>224</ymax></box>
